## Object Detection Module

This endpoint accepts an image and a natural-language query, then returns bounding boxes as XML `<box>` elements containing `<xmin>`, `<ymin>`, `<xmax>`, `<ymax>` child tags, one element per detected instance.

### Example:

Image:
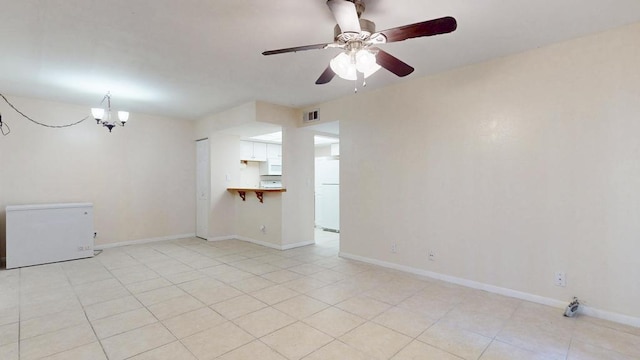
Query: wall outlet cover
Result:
<box><xmin>555</xmin><ymin>272</ymin><xmax>566</xmax><ymax>287</ymax></box>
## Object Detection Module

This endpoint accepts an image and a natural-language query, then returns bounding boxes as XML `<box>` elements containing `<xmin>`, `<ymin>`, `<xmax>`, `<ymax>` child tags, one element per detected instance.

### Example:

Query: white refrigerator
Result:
<box><xmin>315</xmin><ymin>158</ymin><xmax>339</xmax><ymax>232</ymax></box>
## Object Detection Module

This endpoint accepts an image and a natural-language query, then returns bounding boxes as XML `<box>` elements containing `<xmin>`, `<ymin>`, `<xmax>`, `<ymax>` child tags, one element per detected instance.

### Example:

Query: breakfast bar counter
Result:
<box><xmin>227</xmin><ymin>187</ymin><xmax>286</xmax><ymax>203</ymax></box>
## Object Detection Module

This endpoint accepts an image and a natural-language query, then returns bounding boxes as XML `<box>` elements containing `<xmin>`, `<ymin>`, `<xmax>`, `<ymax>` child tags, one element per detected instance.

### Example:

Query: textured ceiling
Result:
<box><xmin>1</xmin><ymin>0</ymin><xmax>640</xmax><ymax>120</ymax></box>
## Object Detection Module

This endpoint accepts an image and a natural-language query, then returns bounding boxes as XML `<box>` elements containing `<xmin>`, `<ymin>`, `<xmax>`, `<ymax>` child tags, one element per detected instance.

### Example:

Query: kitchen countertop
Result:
<box><xmin>227</xmin><ymin>187</ymin><xmax>286</xmax><ymax>203</ymax></box>
<box><xmin>227</xmin><ymin>187</ymin><xmax>286</xmax><ymax>192</ymax></box>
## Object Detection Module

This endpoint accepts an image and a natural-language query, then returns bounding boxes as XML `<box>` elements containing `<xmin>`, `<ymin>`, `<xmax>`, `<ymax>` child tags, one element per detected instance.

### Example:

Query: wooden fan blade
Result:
<box><xmin>327</xmin><ymin>0</ymin><xmax>361</xmax><ymax>33</ymax></box>
<box><xmin>262</xmin><ymin>43</ymin><xmax>330</xmax><ymax>56</ymax></box>
<box><xmin>373</xmin><ymin>48</ymin><xmax>414</xmax><ymax>77</ymax></box>
<box><xmin>316</xmin><ymin>66</ymin><xmax>336</xmax><ymax>84</ymax></box>
<box><xmin>379</xmin><ymin>16</ymin><xmax>457</xmax><ymax>43</ymax></box>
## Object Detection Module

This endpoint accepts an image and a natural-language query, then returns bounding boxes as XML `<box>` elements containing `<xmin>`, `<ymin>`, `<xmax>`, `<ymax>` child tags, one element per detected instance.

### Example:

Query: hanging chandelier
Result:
<box><xmin>91</xmin><ymin>92</ymin><xmax>129</xmax><ymax>132</ymax></box>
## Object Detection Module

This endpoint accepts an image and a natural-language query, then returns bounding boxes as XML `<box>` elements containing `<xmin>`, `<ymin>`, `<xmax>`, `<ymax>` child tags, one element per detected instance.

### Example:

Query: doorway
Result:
<box><xmin>314</xmin><ymin>135</ymin><xmax>340</xmax><ymax>246</ymax></box>
<box><xmin>196</xmin><ymin>139</ymin><xmax>210</xmax><ymax>239</ymax></box>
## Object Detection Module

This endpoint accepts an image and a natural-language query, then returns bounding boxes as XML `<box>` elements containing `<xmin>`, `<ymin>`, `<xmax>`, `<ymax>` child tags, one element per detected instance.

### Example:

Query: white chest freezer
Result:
<box><xmin>6</xmin><ymin>203</ymin><xmax>94</xmax><ymax>269</ymax></box>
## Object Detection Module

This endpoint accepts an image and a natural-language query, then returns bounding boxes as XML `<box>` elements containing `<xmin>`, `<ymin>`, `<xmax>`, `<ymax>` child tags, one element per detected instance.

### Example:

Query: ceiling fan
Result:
<box><xmin>262</xmin><ymin>0</ymin><xmax>457</xmax><ymax>85</ymax></box>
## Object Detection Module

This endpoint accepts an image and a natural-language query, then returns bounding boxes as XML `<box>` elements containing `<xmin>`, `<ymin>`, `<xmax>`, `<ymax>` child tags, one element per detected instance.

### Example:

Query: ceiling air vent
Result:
<box><xmin>303</xmin><ymin>109</ymin><xmax>320</xmax><ymax>123</ymax></box>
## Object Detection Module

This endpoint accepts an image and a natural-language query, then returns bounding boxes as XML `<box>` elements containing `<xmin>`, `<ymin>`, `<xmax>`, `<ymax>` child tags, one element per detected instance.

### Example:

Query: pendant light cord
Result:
<box><xmin>0</xmin><ymin>93</ymin><xmax>89</xmax><ymax>136</ymax></box>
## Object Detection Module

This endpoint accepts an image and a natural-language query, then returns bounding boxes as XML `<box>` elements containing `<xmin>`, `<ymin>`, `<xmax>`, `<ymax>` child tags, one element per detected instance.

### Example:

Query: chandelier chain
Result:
<box><xmin>0</xmin><ymin>93</ymin><xmax>89</xmax><ymax>134</ymax></box>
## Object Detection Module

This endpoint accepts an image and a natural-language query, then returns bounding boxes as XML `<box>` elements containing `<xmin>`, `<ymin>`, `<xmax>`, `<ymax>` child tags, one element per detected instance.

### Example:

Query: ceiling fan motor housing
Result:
<box><xmin>334</xmin><ymin>18</ymin><xmax>376</xmax><ymax>41</ymax></box>
<box><xmin>352</xmin><ymin>0</ymin><xmax>365</xmax><ymax>17</ymax></box>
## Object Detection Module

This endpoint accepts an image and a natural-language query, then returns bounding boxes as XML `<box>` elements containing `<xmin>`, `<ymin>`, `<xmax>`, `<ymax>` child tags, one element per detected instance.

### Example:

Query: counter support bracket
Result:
<box><xmin>227</xmin><ymin>188</ymin><xmax>286</xmax><ymax>204</ymax></box>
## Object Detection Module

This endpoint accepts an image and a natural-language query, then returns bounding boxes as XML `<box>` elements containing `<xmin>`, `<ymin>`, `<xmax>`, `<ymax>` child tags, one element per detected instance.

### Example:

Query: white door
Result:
<box><xmin>196</xmin><ymin>139</ymin><xmax>210</xmax><ymax>239</ymax></box>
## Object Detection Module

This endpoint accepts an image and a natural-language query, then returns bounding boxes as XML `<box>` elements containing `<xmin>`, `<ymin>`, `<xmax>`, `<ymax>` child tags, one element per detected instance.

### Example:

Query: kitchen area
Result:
<box><xmin>238</xmin><ymin>136</ymin><xmax>283</xmax><ymax>190</ymax></box>
<box><xmin>196</xmin><ymin>101</ymin><xmax>319</xmax><ymax>251</ymax></box>
<box><xmin>229</xmin><ymin>130</ymin><xmax>340</xmax><ymax>245</ymax></box>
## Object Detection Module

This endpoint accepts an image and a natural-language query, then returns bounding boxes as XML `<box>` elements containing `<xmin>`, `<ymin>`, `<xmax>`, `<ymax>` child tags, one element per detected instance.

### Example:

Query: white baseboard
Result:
<box><xmin>208</xmin><ymin>235</ymin><xmax>238</xmax><ymax>242</ymax></box>
<box><xmin>339</xmin><ymin>251</ymin><xmax>640</xmax><ymax>328</ymax></box>
<box><xmin>281</xmin><ymin>240</ymin><xmax>315</xmax><ymax>250</ymax></box>
<box><xmin>94</xmin><ymin>233</ymin><xmax>196</xmax><ymax>250</ymax></box>
<box><xmin>237</xmin><ymin>236</ymin><xmax>315</xmax><ymax>251</ymax></box>
<box><xmin>578</xmin><ymin>304</ymin><xmax>640</xmax><ymax>328</ymax></box>
<box><xmin>236</xmin><ymin>236</ymin><xmax>284</xmax><ymax>250</ymax></box>
<box><xmin>209</xmin><ymin>235</ymin><xmax>314</xmax><ymax>251</ymax></box>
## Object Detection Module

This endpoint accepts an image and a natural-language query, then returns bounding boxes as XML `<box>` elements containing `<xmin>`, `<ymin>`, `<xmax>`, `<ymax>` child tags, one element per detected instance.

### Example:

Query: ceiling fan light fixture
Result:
<box><xmin>330</xmin><ymin>52</ymin><xmax>357</xmax><ymax>80</ymax></box>
<box><xmin>330</xmin><ymin>49</ymin><xmax>381</xmax><ymax>81</ymax></box>
<box><xmin>262</xmin><ymin>0</ymin><xmax>457</xmax><ymax>85</ymax></box>
<box><xmin>355</xmin><ymin>49</ymin><xmax>381</xmax><ymax>78</ymax></box>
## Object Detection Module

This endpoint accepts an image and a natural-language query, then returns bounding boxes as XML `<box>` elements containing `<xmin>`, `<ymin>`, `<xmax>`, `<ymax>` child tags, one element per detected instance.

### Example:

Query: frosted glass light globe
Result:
<box><xmin>330</xmin><ymin>52</ymin><xmax>357</xmax><ymax>81</ymax></box>
<box><xmin>355</xmin><ymin>50</ymin><xmax>381</xmax><ymax>78</ymax></box>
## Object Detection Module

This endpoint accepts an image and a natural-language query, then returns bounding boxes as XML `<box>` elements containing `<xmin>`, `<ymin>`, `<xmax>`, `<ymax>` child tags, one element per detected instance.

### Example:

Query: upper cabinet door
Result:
<box><xmin>240</xmin><ymin>141</ymin><xmax>254</xmax><ymax>161</ymax></box>
<box><xmin>239</xmin><ymin>141</ymin><xmax>270</xmax><ymax>162</ymax></box>
<box><xmin>267</xmin><ymin>143</ymin><xmax>282</xmax><ymax>159</ymax></box>
<box><xmin>252</xmin><ymin>142</ymin><xmax>267</xmax><ymax>162</ymax></box>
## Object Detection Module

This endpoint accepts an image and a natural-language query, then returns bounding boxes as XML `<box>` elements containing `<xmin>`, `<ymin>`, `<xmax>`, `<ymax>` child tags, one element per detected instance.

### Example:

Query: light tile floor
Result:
<box><xmin>1</xmin><ymin>232</ymin><xmax>639</xmax><ymax>359</ymax></box>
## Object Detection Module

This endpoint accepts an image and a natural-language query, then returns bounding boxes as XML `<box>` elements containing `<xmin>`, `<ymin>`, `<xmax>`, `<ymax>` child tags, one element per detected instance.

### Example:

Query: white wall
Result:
<box><xmin>305</xmin><ymin>23</ymin><xmax>640</xmax><ymax>322</ymax></box>
<box><xmin>281</xmin><ymin>125</ymin><xmax>315</xmax><ymax>246</ymax></box>
<box><xmin>0</xmin><ymin>95</ymin><xmax>196</xmax><ymax>256</ymax></box>
<box><xmin>239</xmin><ymin>161</ymin><xmax>260</xmax><ymax>188</ymax></box>
<box><xmin>257</xmin><ymin>101</ymin><xmax>315</xmax><ymax>247</ymax></box>
<box><xmin>206</xmin><ymin>133</ymin><xmax>240</xmax><ymax>239</ymax></box>
<box><xmin>234</xmin><ymin>193</ymin><xmax>283</xmax><ymax>246</ymax></box>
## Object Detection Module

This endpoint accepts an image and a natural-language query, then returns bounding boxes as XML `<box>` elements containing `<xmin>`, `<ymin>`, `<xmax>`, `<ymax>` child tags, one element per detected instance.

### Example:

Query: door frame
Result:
<box><xmin>196</xmin><ymin>138</ymin><xmax>210</xmax><ymax>239</ymax></box>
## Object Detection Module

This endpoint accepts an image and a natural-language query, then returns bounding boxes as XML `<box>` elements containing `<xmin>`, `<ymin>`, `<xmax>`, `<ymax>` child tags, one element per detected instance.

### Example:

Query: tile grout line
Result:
<box><xmin>11</xmin><ymin>236</ymin><xmax>637</xmax><ymax>360</ymax></box>
<box><xmin>100</xmin><ymin>246</ymin><xmax>187</xmax><ymax>360</ymax></box>
<box><xmin>82</xmin><ymin>251</ymin><xmax>169</xmax><ymax>359</ymax></box>
<box><xmin>66</xmin><ymin>257</ymin><xmax>111</xmax><ymax>360</ymax></box>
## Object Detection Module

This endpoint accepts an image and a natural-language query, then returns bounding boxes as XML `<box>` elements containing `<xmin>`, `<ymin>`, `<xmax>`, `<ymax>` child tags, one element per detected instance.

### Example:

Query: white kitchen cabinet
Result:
<box><xmin>240</xmin><ymin>141</ymin><xmax>267</xmax><ymax>161</ymax></box>
<box><xmin>253</xmin><ymin>142</ymin><xmax>267</xmax><ymax>161</ymax></box>
<box><xmin>240</xmin><ymin>141</ymin><xmax>253</xmax><ymax>160</ymax></box>
<box><xmin>260</xmin><ymin>158</ymin><xmax>283</xmax><ymax>175</ymax></box>
<box><xmin>267</xmin><ymin>143</ymin><xmax>282</xmax><ymax>159</ymax></box>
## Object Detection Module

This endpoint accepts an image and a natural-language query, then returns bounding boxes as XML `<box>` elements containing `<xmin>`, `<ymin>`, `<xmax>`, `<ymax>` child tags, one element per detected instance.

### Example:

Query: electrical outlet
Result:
<box><xmin>391</xmin><ymin>244</ymin><xmax>398</xmax><ymax>253</ymax></box>
<box><xmin>555</xmin><ymin>271</ymin><xmax>566</xmax><ymax>287</ymax></box>
<box><xmin>428</xmin><ymin>251</ymin><xmax>435</xmax><ymax>261</ymax></box>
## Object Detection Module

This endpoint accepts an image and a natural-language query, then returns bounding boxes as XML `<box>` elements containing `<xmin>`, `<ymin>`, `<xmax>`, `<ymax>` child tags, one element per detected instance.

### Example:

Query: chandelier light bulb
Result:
<box><xmin>330</xmin><ymin>52</ymin><xmax>357</xmax><ymax>81</ymax></box>
<box><xmin>330</xmin><ymin>49</ymin><xmax>381</xmax><ymax>81</ymax></box>
<box><xmin>118</xmin><ymin>111</ymin><xmax>129</xmax><ymax>123</ymax></box>
<box><xmin>91</xmin><ymin>108</ymin><xmax>105</xmax><ymax>121</ymax></box>
<box><xmin>355</xmin><ymin>50</ymin><xmax>381</xmax><ymax>78</ymax></box>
